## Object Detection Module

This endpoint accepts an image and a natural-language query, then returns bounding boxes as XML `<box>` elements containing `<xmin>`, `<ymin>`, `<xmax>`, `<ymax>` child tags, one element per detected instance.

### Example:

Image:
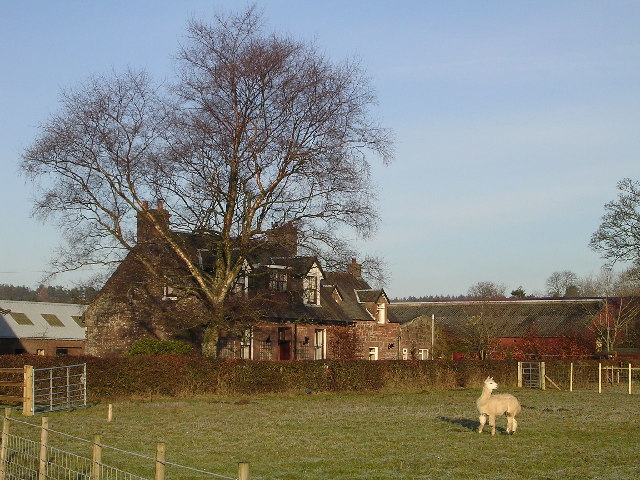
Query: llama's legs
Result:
<box><xmin>489</xmin><ymin>415</ymin><xmax>496</xmax><ymax>436</ymax></box>
<box><xmin>478</xmin><ymin>414</ymin><xmax>486</xmax><ymax>433</ymax></box>
<box><xmin>511</xmin><ymin>417</ymin><xmax>518</xmax><ymax>434</ymax></box>
<box><xmin>506</xmin><ymin>416</ymin><xmax>513</xmax><ymax>433</ymax></box>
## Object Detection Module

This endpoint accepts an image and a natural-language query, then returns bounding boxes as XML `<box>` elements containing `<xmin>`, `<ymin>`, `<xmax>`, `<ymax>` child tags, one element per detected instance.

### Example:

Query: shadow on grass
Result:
<box><xmin>437</xmin><ymin>416</ymin><xmax>478</xmax><ymax>432</ymax></box>
<box><xmin>437</xmin><ymin>416</ymin><xmax>516</xmax><ymax>435</ymax></box>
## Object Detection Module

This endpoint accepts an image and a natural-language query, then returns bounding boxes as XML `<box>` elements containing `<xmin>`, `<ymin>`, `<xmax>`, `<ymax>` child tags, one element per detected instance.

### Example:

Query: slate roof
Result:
<box><xmin>323</xmin><ymin>272</ymin><xmax>376</xmax><ymax>322</ymax></box>
<box><xmin>389</xmin><ymin>298</ymin><xmax>605</xmax><ymax>338</ymax></box>
<box><xmin>0</xmin><ymin>300</ymin><xmax>87</xmax><ymax>340</ymax></box>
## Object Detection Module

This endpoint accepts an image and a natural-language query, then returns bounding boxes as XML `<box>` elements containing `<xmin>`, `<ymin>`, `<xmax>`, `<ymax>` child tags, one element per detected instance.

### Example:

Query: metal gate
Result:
<box><xmin>27</xmin><ymin>363</ymin><xmax>87</xmax><ymax>415</ymax></box>
<box><xmin>518</xmin><ymin>361</ymin><xmax>546</xmax><ymax>389</ymax></box>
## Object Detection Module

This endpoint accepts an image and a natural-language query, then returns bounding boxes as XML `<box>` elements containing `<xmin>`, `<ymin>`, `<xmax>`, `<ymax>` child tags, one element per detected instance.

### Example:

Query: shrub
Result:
<box><xmin>125</xmin><ymin>338</ymin><xmax>193</xmax><ymax>356</ymax></box>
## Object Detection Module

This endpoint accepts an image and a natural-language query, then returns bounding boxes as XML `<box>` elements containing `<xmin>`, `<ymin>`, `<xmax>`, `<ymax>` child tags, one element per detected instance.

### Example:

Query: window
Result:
<box><xmin>418</xmin><ymin>348</ymin><xmax>430</xmax><ymax>360</ymax></box>
<box><xmin>71</xmin><ymin>316</ymin><xmax>85</xmax><ymax>328</ymax></box>
<box><xmin>314</xmin><ymin>329</ymin><xmax>326</xmax><ymax>360</ymax></box>
<box><xmin>269</xmin><ymin>271</ymin><xmax>287</xmax><ymax>291</ymax></box>
<box><xmin>42</xmin><ymin>314</ymin><xmax>65</xmax><ymax>327</ymax></box>
<box><xmin>163</xmin><ymin>285</ymin><xmax>178</xmax><ymax>300</ymax></box>
<box><xmin>36</xmin><ymin>349</ymin><xmax>45</xmax><ymax>356</ymax></box>
<box><xmin>368</xmin><ymin>346</ymin><xmax>379</xmax><ymax>361</ymax></box>
<box><xmin>258</xmin><ymin>337</ymin><xmax>273</xmax><ymax>360</ymax></box>
<box><xmin>232</xmin><ymin>274</ymin><xmax>248</xmax><ymax>297</ymax></box>
<box><xmin>240</xmin><ymin>328</ymin><xmax>252</xmax><ymax>359</ymax></box>
<box><xmin>376</xmin><ymin>303</ymin><xmax>387</xmax><ymax>324</ymax></box>
<box><xmin>402</xmin><ymin>348</ymin><xmax>408</xmax><ymax>360</ymax></box>
<box><xmin>304</xmin><ymin>275</ymin><xmax>319</xmax><ymax>304</ymax></box>
<box><xmin>56</xmin><ymin>348</ymin><xmax>69</xmax><ymax>356</ymax></box>
<box><xmin>8</xmin><ymin>312</ymin><xmax>33</xmax><ymax>325</ymax></box>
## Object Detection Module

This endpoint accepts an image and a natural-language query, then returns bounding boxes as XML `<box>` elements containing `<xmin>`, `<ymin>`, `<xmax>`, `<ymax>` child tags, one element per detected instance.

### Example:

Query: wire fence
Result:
<box><xmin>0</xmin><ymin>409</ymin><xmax>248</xmax><ymax>480</ymax></box>
<box><xmin>520</xmin><ymin>361</ymin><xmax>640</xmax><ymax>393</ymax></box>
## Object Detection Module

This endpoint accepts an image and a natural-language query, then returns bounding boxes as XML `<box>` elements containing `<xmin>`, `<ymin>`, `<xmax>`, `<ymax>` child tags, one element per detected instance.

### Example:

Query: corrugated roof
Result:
<box><xmin>0</xmin><ymin>300</ymin><xmax>87</xmax><ymax>340</ymax></box>
<box><xmin>389</xmin><ymin>298</ymin><xmax>605</xmax><ymax>338</ymax></box>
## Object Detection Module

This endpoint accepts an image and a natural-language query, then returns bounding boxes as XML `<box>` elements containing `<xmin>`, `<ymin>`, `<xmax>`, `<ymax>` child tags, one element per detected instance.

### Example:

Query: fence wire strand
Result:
<box><xmin>1</xmin><ymin>414</ymin><xmax>239</xmax><ymax>480</ymax></box>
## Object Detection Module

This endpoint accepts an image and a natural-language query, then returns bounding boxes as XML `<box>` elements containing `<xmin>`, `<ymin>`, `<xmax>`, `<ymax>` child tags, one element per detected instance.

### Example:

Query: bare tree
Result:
<box><xmin>466</xmin><ymin>281</ymin><xmax>506</xmax><ymax>299</ymax></box>
<box><xmin>592</xmin><ymin>298</ymin><xmax>640</xmax><ymax>353</ymax></box>
<box><xmin>458</xmin><ymin>304</ymin><xmax>503</xmax><ymax>359</ymax></box>
<box><xmin>545</xmin><ymin>270</ymin><xmax>579</xmax><ymax>297</ymax></box>
<box><xmin>20</xmin><ymin>7</ymin><xmax>393</xmax><ymax>355</ymax></box>
<box><xmin>590</xmin><ymin>178</ymin><xmax>640</xmax><ymax>265</ymax></box>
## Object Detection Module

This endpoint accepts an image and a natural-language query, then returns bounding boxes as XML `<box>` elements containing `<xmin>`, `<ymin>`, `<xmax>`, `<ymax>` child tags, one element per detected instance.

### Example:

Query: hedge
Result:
<box><xmin>0</xmin><ymin>355</ymin><xmax>604</xmax><ymax>400</ymax></box>
<box><xmin>0</xmin><ymin>355</ymin><xmax>514</xmax><ymax>400</ymax></box>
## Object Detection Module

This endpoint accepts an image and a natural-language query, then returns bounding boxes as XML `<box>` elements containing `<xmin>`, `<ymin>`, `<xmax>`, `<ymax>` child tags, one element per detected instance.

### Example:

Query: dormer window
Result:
<box><xmin>303</xmin><ymin>262</ymin><xmax>323</xmax><ymax>305</ymax></box>
<box><xmin>376</xmin><ymin>302</ymin><xmax>387</xmax><ymax>324</ymax></box>
<box><xmin>304</xmin><ymin>275</ymin><xmax>319</xmax><ymax>305</ymax></box>
<box><xmin>331</xmin><ymin>287</ymin><xmax>343</xmax><ymax>304</ymax></box>
<box><xmin>232</xmin><ymin>273</ymin><xmax>248</xmax><ymax>297</ymax></box>
<box><xmin>269</xmin><ymin>271</ymin><xmax>287</xmax><ymax>291</ymax></box>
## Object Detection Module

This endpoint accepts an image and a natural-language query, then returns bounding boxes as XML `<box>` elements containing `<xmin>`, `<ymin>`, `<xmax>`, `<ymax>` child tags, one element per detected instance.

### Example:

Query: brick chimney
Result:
<box><xmin>137</xmin><ymin>201</ymin><xmax>170</xmax><ymax>244</ymax></box>
<box><xmin>347</xmin><ymin>258</ymin><xmax>362</xmax><ymax>279</ymax></box>
<box><xmin>267</xmin><ymin>222</ymin><xmax>298</xmax><ymax>256</ymax></box>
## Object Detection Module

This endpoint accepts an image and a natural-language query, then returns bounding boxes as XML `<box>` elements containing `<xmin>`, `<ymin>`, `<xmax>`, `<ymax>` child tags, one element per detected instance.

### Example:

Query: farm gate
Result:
<box><xmin>0</xmin><ymin>364</ymin><xmax>86</xmax><ymax>416</ymax></box>
<box><xmin>517</xmin><ymin>361</ymin><xmax>546</xmax><ymax>389</ymax></box>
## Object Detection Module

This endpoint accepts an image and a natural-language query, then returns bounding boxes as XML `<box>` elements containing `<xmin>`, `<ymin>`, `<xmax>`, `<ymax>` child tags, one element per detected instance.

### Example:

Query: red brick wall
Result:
<box><xmin>353</xmin><ymin>321</ymin><xmax>400</xmax><ymax>360</ymax></box>
<box><xmin>0</xmin><ymin>338</ymin><xmax>84</xmax><ymax>356</ymax></box>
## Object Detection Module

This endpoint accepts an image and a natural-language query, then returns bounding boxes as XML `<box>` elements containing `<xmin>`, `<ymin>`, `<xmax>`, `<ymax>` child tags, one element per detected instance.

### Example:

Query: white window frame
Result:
<box><xmin>376</xmin><ymin>302</ymin><xmax>387</xmax><ymax>324</ymax></box>
<box><xmin>162</xmin><ymin>285</ymin><xmax>178</xmax><ymax>301</ymax></box>
<box><xmin>418</xmin><ymin>348</ymin><xmax>430</xmax><ymax>360</ymax></box>
<box><xmin>304</xmin><ymin>275</ymin><xmax>319</xmax><ymax>305</ymax></box>
<box><xmin>368</xmin><ymin>346</ymin><xmax>379</xmax><ymax>361</ymax></box>
<box><xmin>402</xmin><ymin>348</ymin><xmax>408</xmax><ymax>360</ymax></box>
<box><xmin>314</xmin><ymin>329</ymin><xmax>326</xmax><ymax>360</ymax></box>
<box><xmin>240</xmin><ymin>328</ymin><xmax>252</xmax><ymax>359</ymax></box>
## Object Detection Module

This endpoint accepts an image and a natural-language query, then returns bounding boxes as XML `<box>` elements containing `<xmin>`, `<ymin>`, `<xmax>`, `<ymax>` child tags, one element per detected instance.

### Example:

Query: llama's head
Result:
<box><xmin>484</xmin><ymin>376</ymin><xmax>498</xmax><ymax>391</ymax></box>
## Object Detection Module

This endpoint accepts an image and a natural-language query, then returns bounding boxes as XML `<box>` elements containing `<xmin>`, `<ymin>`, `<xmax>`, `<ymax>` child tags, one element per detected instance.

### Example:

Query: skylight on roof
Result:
<box><xmin>71</xmin><ymin>316</ymin><xmax>85</xmax><ymax>328</ymax></box>
<box><xmin>8</xmin><ymin>312</ymin><xmax>34</xmax><ymax>325</ymax></box>
<box><xmin>41</xmin><ymin>314</ymin><xmax>65</xmax><ymax>327</ymax></box>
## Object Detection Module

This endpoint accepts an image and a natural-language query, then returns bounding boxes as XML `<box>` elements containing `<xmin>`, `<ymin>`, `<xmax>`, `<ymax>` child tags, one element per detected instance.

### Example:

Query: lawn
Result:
<box><xmin>7</xmin><ymin>388</ymin><xmax>640</xmax><ymax>480</ymax></box>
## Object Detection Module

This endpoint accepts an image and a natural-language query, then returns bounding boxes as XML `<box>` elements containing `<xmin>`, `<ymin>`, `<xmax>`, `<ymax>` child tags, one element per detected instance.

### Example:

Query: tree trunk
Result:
<box><xmin>202</xmin><ymin>323</ymin><xmax>219</xmax><ymax>358</ymax></box>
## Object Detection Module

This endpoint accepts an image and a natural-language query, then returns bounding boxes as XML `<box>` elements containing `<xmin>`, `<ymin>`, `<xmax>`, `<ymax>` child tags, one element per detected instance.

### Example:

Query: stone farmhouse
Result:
<box><xmin>80</xmin><ymin>204</ymin><xmax>639</xmax><ymax>360</ymax></box>
<box><xmin>83</xmin><ymin>203</ymin><xmax>399</xmax><ymax>360</ymax></box>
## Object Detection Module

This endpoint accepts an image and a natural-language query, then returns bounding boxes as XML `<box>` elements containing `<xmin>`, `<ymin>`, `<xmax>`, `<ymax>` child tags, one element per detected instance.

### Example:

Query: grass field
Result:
<box><xmin>8</xmin><ymin>388</ymin><xmax>640</xmax><ymax>480</ymax></box>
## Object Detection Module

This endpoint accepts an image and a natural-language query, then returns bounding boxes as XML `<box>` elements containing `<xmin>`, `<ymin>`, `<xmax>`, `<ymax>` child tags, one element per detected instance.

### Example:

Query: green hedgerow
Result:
<box><xmin>125</xmin><ymin>338</ymin><xmax>194</xmax><ymax>356</ymax></box>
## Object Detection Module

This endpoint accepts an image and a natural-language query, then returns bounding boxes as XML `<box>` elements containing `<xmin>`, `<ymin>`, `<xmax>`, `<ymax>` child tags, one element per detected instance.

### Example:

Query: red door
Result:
<box><xmin>278</xmin><ymin>327</ymin><xmax>292</xmax><ymax>360</ymax></box>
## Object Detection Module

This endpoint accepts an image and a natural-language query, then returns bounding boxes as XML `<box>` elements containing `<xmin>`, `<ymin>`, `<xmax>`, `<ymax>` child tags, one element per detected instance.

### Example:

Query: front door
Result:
<box><xmin>278</xmin><ymin>327</ymin><xmax>292</xmax><ymax>360</ymax></box>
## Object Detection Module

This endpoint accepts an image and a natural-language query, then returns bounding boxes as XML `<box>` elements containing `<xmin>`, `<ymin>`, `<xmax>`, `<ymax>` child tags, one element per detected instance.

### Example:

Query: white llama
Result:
<box><xmin>476</xmin><ymin>376</ymin><xmax>521</xmax><ymax>435</ymax></box>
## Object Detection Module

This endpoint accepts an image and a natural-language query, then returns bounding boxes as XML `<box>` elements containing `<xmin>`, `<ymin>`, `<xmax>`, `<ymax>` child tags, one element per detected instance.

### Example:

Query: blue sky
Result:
<box><xmin>1</xmin><ymin>1</ymin><xmax>639</xmax><ymax>297</ymax></box>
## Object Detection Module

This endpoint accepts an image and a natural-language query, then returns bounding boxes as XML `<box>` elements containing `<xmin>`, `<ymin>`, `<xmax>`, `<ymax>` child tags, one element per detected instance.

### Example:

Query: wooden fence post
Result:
<box><xmin>23</xmin><ymin>365</ymin><xmax>34</xmax><ymax>416</ymax></box>
<box><xmin>155</xmin><ymin>442</ymin><xmax>166</xmax><ymax>480</ymax></box>
<box><xmin>238</xmin><ymin>462</ymin><xmax>250</xmax><ymax>480</ymax></box>
<box><xmin>517</xmin><ymin>362</ymin><xmax>522</xmax><ymax>388</ymax></box>
<box><xmin>38</xmin><ymin>417</ymin><xmax>48</xmax><ymax>480</ymax></box>
<box><xmin>0</xmin><ymin>408</ymin><xmax>11</xmax><ymax>480</ymax></box>
<box><xmin>598</xmin><ymin>362</ymin><xmax>602</xmax><ymax>393</ymax></box>
<box><xmin>569</xmin><ymin>362</ymin><xmax>573</xmax><ymax>392</ymax></box>
<box><xmin>540</xmin><ymin>362</ymin><xmax>546</xmax><ymax>390</ymax></box>
<box><xmin>92</xmin><ymin>434</ymin><xmax>102</xmax><ymax>480</ymax></box>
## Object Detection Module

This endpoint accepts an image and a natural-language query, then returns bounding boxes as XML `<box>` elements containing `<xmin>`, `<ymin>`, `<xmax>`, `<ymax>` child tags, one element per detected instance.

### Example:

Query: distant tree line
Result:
<box><xmin>393</xmin><ymin>266</ymin><xmax>640</xmax><ymax>303</ymax></box>
<box><xmin>0</xmin><ymin>284</ymin><xmax>97</xmax><ymax>304</ymax></box>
